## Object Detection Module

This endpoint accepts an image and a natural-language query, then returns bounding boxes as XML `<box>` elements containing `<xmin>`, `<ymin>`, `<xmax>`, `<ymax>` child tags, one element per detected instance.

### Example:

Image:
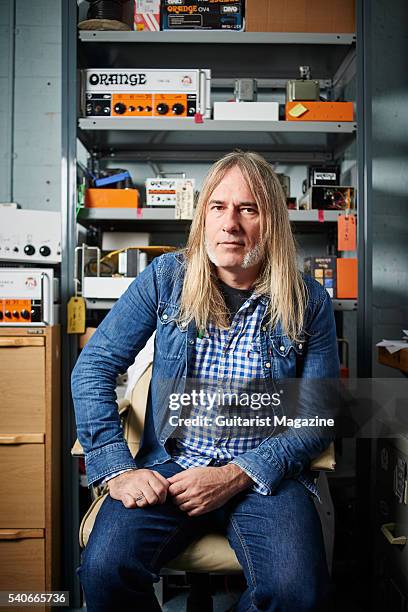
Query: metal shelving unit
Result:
<box><xmin>62</xmin><ymin>7</ymin><xmax>373</xmax><ymax>606</ymax></box>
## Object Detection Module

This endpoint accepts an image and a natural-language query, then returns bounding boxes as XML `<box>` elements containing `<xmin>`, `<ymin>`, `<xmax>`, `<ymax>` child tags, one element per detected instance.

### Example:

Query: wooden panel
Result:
<box><xmin>0</xmin><ymin>537</ymin><xmax>45</xmax><ymax>591</ymax></box>
<box><xmin>0</xmin><ymin>345</ymin><xmax>45</xmax><ymax>432</ymax></box>
<box><xmin>0</xmin><ymin>445</ymin><xmax>44</xmax><ymax>528</ymax></box>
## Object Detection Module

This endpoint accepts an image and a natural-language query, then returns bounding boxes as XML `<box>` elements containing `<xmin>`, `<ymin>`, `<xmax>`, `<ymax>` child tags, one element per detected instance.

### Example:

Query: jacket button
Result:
<box><xmin>265</xmin><ymin>362</ymin><xmax>271</xmax><ymax>368</ymax></box>
<box><xmin>262</xmin><ymin>326</ymin><xmax>267</xmax><ymax>331</ymax></box>
<box><xmin>188</xmin><ymin>339</ymin><xmax>194</xmax><ymax>345</ymax></box>
<box><xmin>298</xmin><ymin>343</ymin><xmax>303</xmax><ymax>349</ymax></box>
<box><xmin>162</xmin><ymin>314</ymin><xmax>168</xmax><ymax>320</ymax></box>
<box><xmin>280</xmin><ymin>345</ymin><xmax>285</xmax><ymax>352</ymax></box>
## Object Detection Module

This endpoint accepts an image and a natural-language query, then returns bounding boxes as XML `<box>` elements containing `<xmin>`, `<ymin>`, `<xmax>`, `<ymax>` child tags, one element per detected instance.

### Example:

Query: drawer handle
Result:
<box><xmin>381</xmin><ymin>522</ymin><xmax>407</xmax><ymax>546</ymax></box>
<box><xmin>0</xmin><ymin>433</ymin><xmax>44</xmax><ymax>444</ymax></box>
<box><xmin>0</xmin><ymin>529</ymin><xmax>43</xmax><ymax>540</ymax></box>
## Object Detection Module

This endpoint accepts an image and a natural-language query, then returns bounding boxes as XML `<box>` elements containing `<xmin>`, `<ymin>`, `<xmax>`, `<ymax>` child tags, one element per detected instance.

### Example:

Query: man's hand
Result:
<box><xmin>167</xmin><ymin>464</ymin><xmax>254</xmax><ymax>517</ymax></box>
<box><xmin>108</xmin><ymin>469</ymin><xmax>170</xmax><ymax>509</ymax></box>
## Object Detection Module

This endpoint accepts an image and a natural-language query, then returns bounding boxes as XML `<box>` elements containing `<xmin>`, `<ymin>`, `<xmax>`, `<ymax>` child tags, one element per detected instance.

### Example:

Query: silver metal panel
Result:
<box><xmin>16</xmin><ymin>0</ymin><xmax>61</xmax><ymax>25</ymax></box>
<box><xmin>14</xmin><ymin>25</ymin><xmax>61</xmax><ymax>77</ymax></box>
<box><xmin>12</xmin><ymin>164</ymin><xmax>61</xmax><ymax>211</ymax></box>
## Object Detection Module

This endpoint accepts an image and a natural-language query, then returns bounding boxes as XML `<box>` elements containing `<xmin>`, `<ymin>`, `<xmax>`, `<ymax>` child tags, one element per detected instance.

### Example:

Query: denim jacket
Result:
<box><xmin>71</xmin><ymin>252</ymin><xmax>340</xmax><ymax>499</ymax></box>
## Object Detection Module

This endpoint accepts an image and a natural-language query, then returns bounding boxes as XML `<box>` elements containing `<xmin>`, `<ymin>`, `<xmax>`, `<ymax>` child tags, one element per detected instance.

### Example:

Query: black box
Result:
<box><xmin>162</xmin><ymin>0</ymin><xmax>244</xmax><ymax>30</ymax></box>
<box><xmin>304</xmin><ymin>256</ymin><xmax>337</xmax><ymax>298</ymax></box>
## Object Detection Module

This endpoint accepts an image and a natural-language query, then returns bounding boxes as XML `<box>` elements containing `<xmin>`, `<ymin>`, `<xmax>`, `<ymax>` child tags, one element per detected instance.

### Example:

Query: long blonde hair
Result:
<box><xmin>178</xmin><ymin>151</ymin><xmax>307</xmax><ymax>341</ymax></box>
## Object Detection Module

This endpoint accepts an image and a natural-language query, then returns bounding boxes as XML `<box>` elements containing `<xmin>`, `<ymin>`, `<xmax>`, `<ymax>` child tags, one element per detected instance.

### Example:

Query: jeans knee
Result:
<box><xmin>78</xmin><ymin>546</ymin><xmax>156</xmax><ymax>593</ymax></box>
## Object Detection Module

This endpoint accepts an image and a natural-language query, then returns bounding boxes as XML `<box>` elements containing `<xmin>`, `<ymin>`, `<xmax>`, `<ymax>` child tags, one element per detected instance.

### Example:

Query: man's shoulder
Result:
<box><xmin>300</xmin><ymin>271</ymin><xmax>329</xmax><ymax>307</ymax></box>
<box><xmin>155</xmin><ymin>250</ymin><xmax>185</xmax><ymax>272</ymax></box>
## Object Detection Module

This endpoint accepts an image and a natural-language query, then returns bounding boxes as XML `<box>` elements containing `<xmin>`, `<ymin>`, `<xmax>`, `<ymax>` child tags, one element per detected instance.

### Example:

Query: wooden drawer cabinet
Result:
<box><xmin>0</xmin><ymin>337</ymin><xmax>46</xmax><ymax>433</ymax></box>
<box><xmin>0</xmin><ymin>442</ymin><xmax>45</xmax><ymax>528</ymax></box>
<box><xmin>0</xmin><ymin>327</ymin><xmax>60</xmax><ymax>593</ymax></box>
<box><xmin>0</xmin><ymin>532</ymin><xmax>45</xmax><ymax>591</ymax></box>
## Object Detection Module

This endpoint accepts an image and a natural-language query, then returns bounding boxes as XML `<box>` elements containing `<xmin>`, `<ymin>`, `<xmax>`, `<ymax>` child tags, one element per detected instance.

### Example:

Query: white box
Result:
<box><xmin>213</xmin><ymin>102</ymin><xmax>279</xmax><ymax>121</ymax></box>
<box><xmin>102</xmin><ymin>232</ymin><xmax>150</xmax><ymax>251</ymax></box>
<box><xmin>83</xmin><ymin>277</ymin><xmax>135</xmax><ymax>299</ymax></box>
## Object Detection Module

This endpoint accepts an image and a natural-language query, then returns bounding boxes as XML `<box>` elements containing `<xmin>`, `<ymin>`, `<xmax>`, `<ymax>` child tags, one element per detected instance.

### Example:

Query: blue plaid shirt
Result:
<box><xmin>171</xmin><ymin>292</ymin><xmax>271</xmax><ymax>494</ymax></box>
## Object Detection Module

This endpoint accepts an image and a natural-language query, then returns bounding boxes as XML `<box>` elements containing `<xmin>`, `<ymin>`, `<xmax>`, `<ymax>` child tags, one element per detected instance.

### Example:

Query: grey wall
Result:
<box><xmin>371</xmin><ymin>0</ymin><xmax>408</xmax><ymax>376</ymax></box>
<box><xmin>0</xmin><ymin>0</ymin><xmax>61</xmax><ymax>211</ymax></box>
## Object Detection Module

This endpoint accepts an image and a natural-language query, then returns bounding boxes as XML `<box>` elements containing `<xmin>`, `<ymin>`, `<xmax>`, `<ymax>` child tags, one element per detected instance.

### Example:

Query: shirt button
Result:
<box><xmin>298</xmin><ymin>343</ymin><xmax>303</xmax><ymax>349</ymax></box>
<box><xmin>280</xmin><ymin>345</ymin><xmax>285</xmax><ymax>352</ymax></box>
<box><xmin>265</xmin><ymin>362</ymin><xmax>271</xmax><ymax>368</ymax></box>
<box><xmin>162</xmin><ymin>314</ymin><xmax>168</xmax><ymax>320</ymax></box>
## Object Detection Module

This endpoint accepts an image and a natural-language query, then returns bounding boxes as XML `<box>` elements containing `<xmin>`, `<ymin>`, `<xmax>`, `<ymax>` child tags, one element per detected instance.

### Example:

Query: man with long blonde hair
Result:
<box><xmin>72</xmin><ymin>151</ymin><xmax>339</xmax><ymax>611</ymax></box>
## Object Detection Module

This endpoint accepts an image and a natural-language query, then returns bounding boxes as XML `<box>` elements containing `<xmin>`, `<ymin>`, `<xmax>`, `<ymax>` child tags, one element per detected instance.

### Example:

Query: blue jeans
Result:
<box><xmin>78</xmin><ymin>461</ymin><xmax>332</xmax><ymax>612</ymax></box>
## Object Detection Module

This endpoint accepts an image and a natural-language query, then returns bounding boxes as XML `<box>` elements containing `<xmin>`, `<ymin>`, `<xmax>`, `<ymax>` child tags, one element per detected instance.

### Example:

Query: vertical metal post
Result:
<box><xmin>355</xmin><ymin>1</ymin><xmax>373</xmax><ymax>609</ymax></box>
<box><xmin>6</xmin><ymin>0</ymin><xmax>16</xmax><ymax>201</ymax></box>
<box><xmin>61</xmin><ymin>0</ymin><xmax>81</xmax><ymax>607</ymax></box>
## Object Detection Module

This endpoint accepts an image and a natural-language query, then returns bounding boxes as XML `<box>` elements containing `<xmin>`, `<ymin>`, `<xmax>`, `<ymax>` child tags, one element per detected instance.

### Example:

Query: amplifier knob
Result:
<box><xmin>0</xmin><ymin>312</ymin><xmax>3</xmax><ymax>320</ymax></box>
<box><xmin>114</xmin><ymin>103</ymin><xmax>127</xmax><ymax>115</ymax></box>
<box><xmin>5</xmin><ymin>311</ymin><xmax>12</xmax><ymax>319</ymax></box>
<box><xmin>39</xmin><ymin>245</ymin><xmax>51</xmax><ymax>257</ymax></box>
<box><xmin>136</xmin><ymin>106</ymin><xmax>144</xmax><ymax>112</ymax></box>
<box><xmin>128</xmin><ymin>106</ymin><xmax>136</xmax><ymax>112</ymax></box>
<box><xmin>156</xmin><ymin>103</ymin><xmax>169</xmax><ymax>115</ymax></box>
<box><xmin>24</xmin><ymin>244</ymin><xmax>35</xmax><ymax>256</ymax></box>
<box><xmin>13</xmin><ymin>311</ymin><xmax>20</xmax><ymax>318</ymax></box>
<box><xmin>21</xmin><ymin>309</ymin><xmax>30</xmax><ymax>320</ymax></box>
<box><xmin>145</xmin><ymin>105</ymin><xmax>152</xmax><ymax>113</ymax></box>
<box><xmin>172</xmin><ymin>103</ymin><xmax>185</xmax><ymax>115</ymax></box>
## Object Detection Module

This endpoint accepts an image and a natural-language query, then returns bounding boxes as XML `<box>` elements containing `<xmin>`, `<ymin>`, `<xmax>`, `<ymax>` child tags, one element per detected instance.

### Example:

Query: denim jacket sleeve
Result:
<box><xmin>231</xmin><ymin>288</ymin><xmax>340</xmax><ymax>494</ymax></box>
<box><xmin>71</xmin><ymin>257</ymin><xmax>160</xmax><ymax>486</ymax></box>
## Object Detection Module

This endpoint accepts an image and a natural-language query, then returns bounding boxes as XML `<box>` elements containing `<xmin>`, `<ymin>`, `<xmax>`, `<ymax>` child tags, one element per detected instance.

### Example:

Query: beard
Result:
<box><xmin>205</xmin><ymin>238</ymin><xmax>263</xmax><ymax>269</ymax></box>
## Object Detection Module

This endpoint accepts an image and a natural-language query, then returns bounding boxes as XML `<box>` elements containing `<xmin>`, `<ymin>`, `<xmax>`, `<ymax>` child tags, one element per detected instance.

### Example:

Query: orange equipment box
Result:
<box><xmin>336</xmin><ymin>258</ymin><xmax>358</xmax><ymax>299</ymax></box>
<box><xmin>285</xmin><ymin>102</ymin><xmax>354</xmax><ymax>122</ymax></box>
<box><xmin>85</xmin><ymin>189</ymin><xmax>139</xmax><ymax>208</ymax></box>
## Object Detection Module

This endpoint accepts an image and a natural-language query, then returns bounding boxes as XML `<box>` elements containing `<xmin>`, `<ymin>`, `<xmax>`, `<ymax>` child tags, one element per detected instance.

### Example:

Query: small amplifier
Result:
<box><xmin>0</xmin><ymin>268</ymin><xmax>59</xmax><ymax>326</ymax></box>
<box><xmin>146</xmin><ymin>178</ymin><xmax>195</xmax><ymax>208</ymax></box>
<box><xmin>81</xmin><ymin>69</ymin><xmax>211</xmax><ymax>119</ymax></box>
<box><xmin>286</xmin><ymin>66</ymin><xmax>320</xmax><ymax>102</ymax></box>
<box><xmin>299</xmin><ymin>186</ymin><xmax>355</xmax><ymax>211</ymax></box>
<box><xmin>0</xmin><ymin>209</ymin><xmax>61</xmax><ymax>264</ymax></box>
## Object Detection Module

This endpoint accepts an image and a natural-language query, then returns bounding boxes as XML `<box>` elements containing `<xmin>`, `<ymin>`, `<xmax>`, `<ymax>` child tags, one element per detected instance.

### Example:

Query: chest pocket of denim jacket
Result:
<box><xmin>156</xmin><ymin>302</ymin><xmax>186</xmax><ymax>361</ymax></box>
<box><xmin>270</xmin><ymin>334</ymin><xmax>306</xmax><ymax>379</ymax></box>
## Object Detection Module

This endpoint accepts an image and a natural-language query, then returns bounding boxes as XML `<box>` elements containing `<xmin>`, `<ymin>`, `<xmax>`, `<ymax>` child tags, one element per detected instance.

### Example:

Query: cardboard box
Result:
<box><xmin>286</xmin><ymin>101</ymin><xmax>354</xmax><ymax>122</ymax></box>
<box><xmin>85</xmin><ymin>189</ymin><xmax>139</xmax><ymax>208</ymax></box>
<box><xmin>304</xmin><ymin>256</ymin><xmax>336</xmax><ymax>298</ymax></box>
<box><xmin>162</xmin><ymin>0</ymin><xmax>244</xmax><ymax>30</ymax></box>
<box><xmin>336</xmin><ymin>258</ymin><xmax>358</xmax><ymax>299</ymax></box>
<box><xmin>245</xmin><ymin>0</ymin><xmax>355</xmax><ymax>33</ymax></box>
<box><xmin>134</xmin><ymin>0</ymin><xmax>160</xmax><ymax>31</ymax></box>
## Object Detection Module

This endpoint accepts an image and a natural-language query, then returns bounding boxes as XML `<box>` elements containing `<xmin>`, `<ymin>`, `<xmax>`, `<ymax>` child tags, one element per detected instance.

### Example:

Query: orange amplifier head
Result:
<box><xmin>81</xmin><ymin>69</ymin><xmax>211</xmax><ymax>119</ymax></box>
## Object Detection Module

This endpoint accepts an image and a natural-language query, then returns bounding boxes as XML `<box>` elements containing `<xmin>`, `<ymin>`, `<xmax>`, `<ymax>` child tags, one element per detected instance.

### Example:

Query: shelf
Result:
<box><xmin>78</xmin><ymin>207</ymin><xmax>349</xmax><ymax>225</ymax></box>
<box><xmin>86</xmin><ymin>297</ymin><xmax>357</xmax><ymax>312</ymax></box>
<box><xmin>332</xmin><ymin>299</ymin><xmax>358</xmax><ymax>311</ymax></box>
<box><xmin>79</xmin><ymin>31</ymin><xmax>356</xmax><ymax>45</ymax></box>
<box><xmin>78</xmin><ymin>31</ymin><xmax>356</xmax><ymax>81</ymax></box>
<box><xmin>78</xmin><ymin>119</ymin><xmax>356</xmax><ymax>159</ymax></box>
<box><xmin>79</xmin><ymin>118</ymin><xmax>356</xmax><ymax>133</ymax></box>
